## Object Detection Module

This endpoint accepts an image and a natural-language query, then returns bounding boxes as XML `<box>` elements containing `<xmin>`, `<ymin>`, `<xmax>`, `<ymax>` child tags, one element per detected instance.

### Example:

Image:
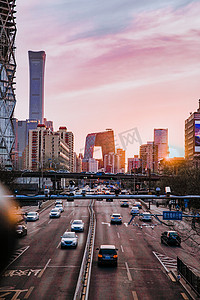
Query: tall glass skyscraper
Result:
<box><xmin>28</xmin><ymin>51</ymin><xmax>46</xmax><ymax>123</ymax></box>
<box><xmin>0</xmin><ymin>0</ymin><xmax>17</xmax><ymax>167</ymax></box>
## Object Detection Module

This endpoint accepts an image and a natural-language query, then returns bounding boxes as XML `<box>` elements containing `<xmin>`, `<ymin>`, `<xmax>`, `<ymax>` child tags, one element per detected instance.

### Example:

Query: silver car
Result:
<box><xmin>26</xmin><ymin>211</ymin><xmax>39</xmax><ymax>221</ymax></box>
<box><xmin>139</xmin><ymin>212</ymin><xmax>152</xmax><ymax>222</ymax></box>
<box><xmin>71</xmin><ymin>220</ymin><xmax>84</xmax><ymax>232</ymax></box>
<box><xmin>49</xmin><ymin>208</ymin><xmax>61</xmax><ymax>218</ymax></box>
<box><xmin>55</xmin><ymin>204</ymin><xmax>64</xmax><ymax>212</ymax></box>
<box><xmin>61</xmin><ymin>232</ymin><xmax>78</xmax><ymax>248</ymax></box>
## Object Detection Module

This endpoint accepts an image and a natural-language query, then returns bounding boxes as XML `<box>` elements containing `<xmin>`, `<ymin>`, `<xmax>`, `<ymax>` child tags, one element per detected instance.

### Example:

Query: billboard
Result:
<box><xmin>195</xmin><ymin>121</ymin><xmax>200</xmax><ymax>152</ymax></box>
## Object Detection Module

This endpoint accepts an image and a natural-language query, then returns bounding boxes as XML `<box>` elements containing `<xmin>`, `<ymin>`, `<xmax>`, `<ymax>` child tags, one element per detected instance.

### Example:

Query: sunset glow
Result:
<box><xmin>15</xmin><ymin>1</ymin><xmax>200</xmax><ymax>158</ymax></box>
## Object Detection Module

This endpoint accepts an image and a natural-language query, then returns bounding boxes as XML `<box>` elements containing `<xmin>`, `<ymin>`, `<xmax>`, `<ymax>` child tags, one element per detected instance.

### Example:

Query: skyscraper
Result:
<box><xmin>0</xmin><ymin>0</ymin><xmax>17</xmax><ymax>167</ymax></box>
<box><xmin>28</xmin><ymin>51</ymin><xmax>46</xmax><ymax>123</ymax></box>
<box><xmin>154</xmin><ymin>129</ymin><xmax>168</xmax><ymax>161</ymax></box>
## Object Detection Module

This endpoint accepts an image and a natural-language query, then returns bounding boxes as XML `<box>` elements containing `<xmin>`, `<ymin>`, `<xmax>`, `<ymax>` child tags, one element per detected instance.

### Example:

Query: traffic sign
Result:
<box><xmin>163</xmin><ymin>211</ymin><xmax>182</xmax><ymax>220</ymax></box>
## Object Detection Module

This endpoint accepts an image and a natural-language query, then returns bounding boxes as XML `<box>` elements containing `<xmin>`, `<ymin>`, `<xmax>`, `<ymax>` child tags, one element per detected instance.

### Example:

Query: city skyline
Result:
<box><xmin>15</xmin><ymin>1</ymin><xmax>200</xmax><ymax>158</ymax></box>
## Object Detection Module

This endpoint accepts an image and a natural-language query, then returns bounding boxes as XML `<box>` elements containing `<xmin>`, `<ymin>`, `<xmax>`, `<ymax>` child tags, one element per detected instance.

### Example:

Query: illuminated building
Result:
<box><xmin>116</xmin><ymin>148</ymin><xmax>125</xmax><ymax>172</ymax></box>
<box><xmin>0</xmin><ymin>0</ymin><xmax>17</xmax><ymax>167</ymax></box>
<box><xmin>185</xmin><ymin>100</ymin><xmax>200</xmax><ymax>163</ymax></box>
<box><xmin>140</xmin><ymin>142</ymin><xmax>158</xmax><ymax>173</ymax></box>
<box><xmin>84</xmin><ymin>129</ymin><xmax>115</xmax><ymax>170</ymax></box>
<box><xmin>29</xmin><ymin>51</ymin><xmax>46</xmax><ymax>123</ymax></box>
<box><xmin>154</xmin><ymin>129</ymin><xmax>168</xmax><ymax>161</ymax></box>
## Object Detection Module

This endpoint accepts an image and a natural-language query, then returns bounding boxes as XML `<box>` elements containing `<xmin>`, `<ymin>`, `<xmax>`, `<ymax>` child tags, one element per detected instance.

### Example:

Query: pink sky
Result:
<box><xmin>15</xmin><ymin>1</ymin><xmax>200</xmax><ymax>160</ymax></box>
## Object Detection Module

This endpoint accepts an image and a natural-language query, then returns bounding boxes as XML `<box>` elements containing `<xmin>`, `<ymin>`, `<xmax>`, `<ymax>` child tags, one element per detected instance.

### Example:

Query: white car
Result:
<box><xmin>71</xmin><ymin>220</ymin><xmax>84</xmax><ymax>232</ymax></box>
<box><xmin>139</xmin><ymin>212</ymin><xmax>152</xmax><ymax>222</ymax></box>
<box><xmin>55</xmin><ymin>204</ymin><xmax>64</xmax><ymax>212</ymax></box>
<box><xmin>133</xmin><ymin>201</ymin><xmax>142</xmax><ymax>209</ymax></box>
<box><xmin>61</xmin><ymin>231</ymin><xmax>78</xmax><ymax>248</ymax></box>
<box><xmin>130</xmin><ymin>207</ymin><xmax>139</xmax><ymax>215</ymax></box>
<box><xmin>26</xmin><ymin>211</ymin><xmax>39</xmax><ymax>221</ymax></box>
<box><xmin>55</xmin><ymin>199</ymin><xmax>63</xmax><ymax>205</ymax></box>
<box><xmin>49</xmin><ymin>208</ymin><xmax>61</xmax><ymax>218</ymax></box>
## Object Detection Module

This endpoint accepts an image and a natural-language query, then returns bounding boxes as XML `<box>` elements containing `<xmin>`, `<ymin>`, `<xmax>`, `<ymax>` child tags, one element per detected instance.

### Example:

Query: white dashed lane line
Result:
<box><xmin>120</xmin><ymin>245</ymin><xmax>124</xmax><ymax>252</ymax></box>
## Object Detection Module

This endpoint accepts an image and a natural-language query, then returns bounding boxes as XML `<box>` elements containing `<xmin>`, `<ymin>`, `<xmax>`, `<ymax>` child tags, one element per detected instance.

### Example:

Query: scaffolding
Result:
<box><xmin>0</xmin><ymin>0</ymin><xmax>16</xmax><ymax>168</ymax></box>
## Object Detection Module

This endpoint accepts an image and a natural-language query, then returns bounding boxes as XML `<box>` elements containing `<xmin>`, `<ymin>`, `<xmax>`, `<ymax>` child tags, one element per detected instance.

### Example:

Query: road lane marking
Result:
<box><xmin>168</xmin><ymin>272</ymin><xmax>176</xmax><ymax>282</ymax></box>
<box><xmin>132</xmin><ymin>291</ymin><xmax>138</xmax><ymax>300</ymax></box>
<box><xmin>124</xmin><ymin>223</ymin><xmax>128</xmax><ymax>227</ymax></box>
<box><xmin>181</xmin><ymin>293</ymin><xmax>189</xmax><ymax>300</ymax></box>
<box><xmin>121</xmin><ymin>245</ymin><xmax>124</xmax><ymax>252</ymax></box>
<box><xmin>48</xmin><ymin>219</ymin><xmax>52</xmax><ymax>224</ymax></box>
<box><xmin>153</xmin><ymin>252</ymin><xmax>177</xmax><ymax>273</ymax></box>
<box><xmin>125</xmin><ymin>262</ymin><xmax>132</xmax><ymax>281</ymax></box>
<box><xmin>38</xmin><ymin>259</ymin><xmax>51</xmax><ymax>278</ymax></box>
<box><xmin>57</xmin><ymin>242</ymin><xmax>61</xmax><ymax>249</ymax></box>
<box><xmin>101</xmin><ymin>222</ymin><xmax>110</xmax><ymax>227</ymax></box>
<box><xmin>117</xmin><ymin>232</ymin><xmax>120</xmax><ymax>239</ymax></box>
<box><xmin>5</xmin><ymin>246</ymin><xmax>30</xmax><ymax>269</ymax></box>
<box><xmin>24</xmin><ymin>287</ymin><xmax>34</xmax><ymax>299</ymax></box>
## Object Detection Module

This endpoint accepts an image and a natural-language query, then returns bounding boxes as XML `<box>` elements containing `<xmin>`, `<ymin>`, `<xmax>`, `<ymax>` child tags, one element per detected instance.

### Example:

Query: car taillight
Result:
<box><xmin>111</xmin><ymin>217</ymin><xmax>114</xmax><ymax>219</ymax></box>
<box><xmin>98</xmin><ymin>254</ymin><xmax>102</xmax><ymax>258</ymax></box>
<box><xmin>113</xmin><ymin>255</ymin><xmax>117</xmax><ymax>258</ymax></box>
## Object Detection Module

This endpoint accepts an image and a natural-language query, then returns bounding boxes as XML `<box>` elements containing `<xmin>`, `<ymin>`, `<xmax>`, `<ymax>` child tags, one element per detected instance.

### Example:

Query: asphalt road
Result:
<box><xmin>89</xmin><ymin>199</ymin><xmax>199</xmax><ymax>300</ymax></box>
<box><xmin>0</xmin><ymin>200</ymin><xmax>90</xmax><ymax>300</ymax></box>
<box><xmin>0</xmin><ymin>198</ymin><xmax>199</xmax><ymax>300</ymax></box>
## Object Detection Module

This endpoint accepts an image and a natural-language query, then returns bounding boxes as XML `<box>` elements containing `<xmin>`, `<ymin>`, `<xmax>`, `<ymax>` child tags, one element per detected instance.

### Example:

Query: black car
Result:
<box><xmin>161</xmin><ymin>231</ymin><xmax>181</xmax><ymax>246</ymax></box>
<box><xmin>16</xmin><ymin>224</ymin><xmax>27</xmax><ymax>237</ymax></box>
<box><xmin>97</xmin><ymin>245</ymin><xmax>118</xmax><ymax>266</ymax></box>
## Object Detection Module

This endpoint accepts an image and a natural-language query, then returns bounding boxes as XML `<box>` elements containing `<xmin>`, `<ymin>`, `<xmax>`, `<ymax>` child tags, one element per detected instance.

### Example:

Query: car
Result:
<box><xmin>49</xmin><ymin>208</ymin><xmax>61</xmax><ymax>218</ymax></box>
<box><xmin>139</xmin><ymin>212</ymin><xmax>152</xmax><ymax>222</ymax></box>
<box><xmin>15</xmin><ymin>224</ymin><xmax>27</xmax><ymax>237</ymax></box>
<box><xmin>26</xmin><ymin>211</ymin><xmax>39</xmax><ymax>221</ymax></box>
<box><xmin>61</xmin><ymin>231</ymin><xmax>78</xmax><ymax>248</ymax></box>
<box><xmin>71</xmin><ymin>220</ymin><xmax>84</xmax><ymax>232</ymax></box>
<box><xmin>55</xmin><ymin>199</ymin><xmax>63</xmax><ymax>205</ymax></box>
<box><xmin>110</xmin><ymin>213</ymin><xmax>122</xmax><ymax>224</ymax></box>
<box><xmin>106</xmin><ymin>198</ymin><xmax>113</xmax><ymax>202</ymax></box>
<box><xmin>97</xmin><ymin>245</ymin><xmax>118</xmax><ymax>266</ymax></box>
<box><xmin>133</xmin><ymin>201</ymin><xmax>142</xmax><ymax>209</ymax></box>
<box><xmin>130</xmin><ymin>207</ymin><xmax>139</xmax><ymax>215</ymax></box>
<box><xmin>120</xmin><ymin>200</ymin><xmax>129</xmax><ymax>207</ymax></box>
<box><xmin>55</xmin><ymin>204</ymin><xmax>64</xmax><ymax>212</ymax></box>
<box><xmin>161</xmin><ymin>231</ymin><xmax>181</xmax><ymax>246</ymax></box>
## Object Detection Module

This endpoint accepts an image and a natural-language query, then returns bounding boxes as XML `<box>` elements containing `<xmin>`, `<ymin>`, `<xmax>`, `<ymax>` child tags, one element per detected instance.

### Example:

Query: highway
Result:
<box><xmin>0</xmin><ymin>200</ymin><xmax>90</xmax><ymax>300</ymax></box>
<box><xmin>0</xmin><ymin>199</ymin><xmax>199</xmax><ymax>299</ymax></box>
<box><xmin>89</xmin><ymin>200</ymin><xmax>199</xmax><ymax>300</ymax></box>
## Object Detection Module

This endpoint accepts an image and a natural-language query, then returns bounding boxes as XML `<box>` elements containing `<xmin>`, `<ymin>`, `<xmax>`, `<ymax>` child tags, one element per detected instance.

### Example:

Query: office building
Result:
<box><xmin>0</xmin><ymin>0</ymin><xmax>17</xmax><ymax>167</ymax></box>
<box><xmin>27</xmin><ymin>124</ymin><xmax>69</xmax><ymax>171</ymax></box>
<box><xmin>58</xmin><ymin>127</ymin><xmax>74</xmax><ymax>172</ymax></box>
<box><xmin>127</xmin><ymin>156</ymin><xmax>141</xmax><ymax>173</ymax></box>
<box><xmin>104</xmin><ymin>152</ymin><xmax>119</xmax><ymax>174</ymax></box>
<box><xmin>89</xmin><ymin>158</ymin><xmax>98</xmax><ymax>173</ymax></box>
<box><xmin>29</xmin><ymin>51</ymin><xmax>46</xmax><ymax>123</ymax></box>
<box><xmin>84</xmin><ymin>129</ymin><xmax>115</xmax><ymax>171</ymax></box>
<box><xmin>154</xmin><ymin>129</ymin><xmax>168</xmax><ymax>161</ymax></box>
<box><xmin>140</xmin><ymin>142</ymin><xmax>158</xmax><ymax>173</ymax></box>
<box><xmin>13</xmin><ymin>119</ymin><xmax>39</xmax><ymax>169</ymax></box>
<box><xmin>116</xmin><ymin>148</ymin><xmax>125</xmax><ymax>172</ymax></box>
<box><xmin>185</xmin><ymin>100</ymin><xmax>200</xmax><ymax>164</ymax></box>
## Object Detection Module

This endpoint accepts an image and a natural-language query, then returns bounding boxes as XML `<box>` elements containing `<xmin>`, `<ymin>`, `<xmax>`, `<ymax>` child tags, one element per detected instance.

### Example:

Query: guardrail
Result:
<box><xmin>177</xmin><ymin>257</ymin><xmax>200</xmax><ymax>297</ymax></box>
<box><xmin>73</xmin><ymin>200</ymin><xmax>96</xmax><ymax>300</ymax></box>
